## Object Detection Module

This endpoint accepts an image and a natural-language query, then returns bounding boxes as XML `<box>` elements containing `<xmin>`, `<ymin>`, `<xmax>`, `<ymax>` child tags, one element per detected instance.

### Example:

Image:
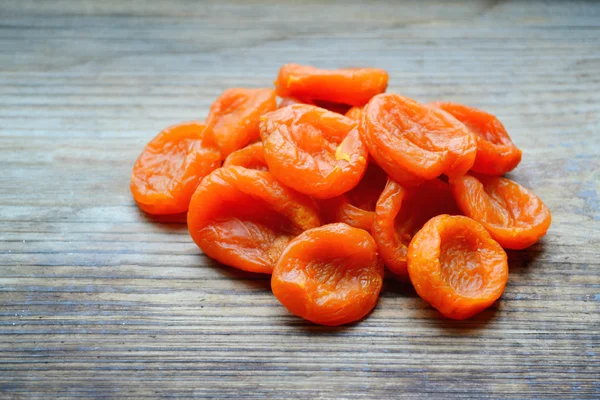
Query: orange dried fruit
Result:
<box><xmin>275</xmin><ymin>63</ymin><xmax>388</xmax><ymax>106</ymax></box>
<box><xmin>408</xmin><ymin>214</ymin><xmax>509</xmax><ymax>320</ymax></box>
<box><xmin>187</xmin><ymin>166</ymin><xmax>321</xmax><ymax>274</ymax></box>
<box><xmin>450</xmin><ymin>174</ymin><xmax>551</xmax><ymax>250</ymax></box>
<box><xmin>205</xmin><ymin>88</ymin><xmax>276</xmax><ymax>157</ymax></box>
<box><xmin>429</xmin><ymin>102</ymin><xmax>522</xmax><ymax>175</ymax></box>
<box><xmin>130</xmin><ymin>121</ymin><xmax>221</xmax><ymax>215</ymax></box>
<box><xmin>272</xmin><ymin>223</ymin><xmax>384</xmax><ymax>326</ymax></box>
<box><xmin>360</xmin><ymin>93</ymin><xmax>477</xmax><ymax>187</ymax></box>
<box><xmin>260</xmin><ymin>104</ymin><xmax>368</xmax><ymax>199</ymax></box>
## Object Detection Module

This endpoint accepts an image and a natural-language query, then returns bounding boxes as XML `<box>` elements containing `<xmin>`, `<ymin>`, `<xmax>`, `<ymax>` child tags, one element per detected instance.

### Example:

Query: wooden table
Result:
<box><xmin>1</xmin><ymin>1</ymin><xmax>598</xmax><ymax>398</ymax></box>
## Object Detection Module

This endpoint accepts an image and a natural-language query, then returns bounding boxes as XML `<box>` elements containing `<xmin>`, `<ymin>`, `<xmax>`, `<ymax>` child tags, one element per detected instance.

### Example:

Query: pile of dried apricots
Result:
<box><xmin>131</xmin><ymin>64</ymin><xmax>551</xmax><ymax>325</ymax></box>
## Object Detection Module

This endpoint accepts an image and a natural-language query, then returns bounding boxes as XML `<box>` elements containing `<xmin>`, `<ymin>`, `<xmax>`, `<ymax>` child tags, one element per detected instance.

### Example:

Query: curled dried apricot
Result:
<box><xmin>275</xmin><ymin>64</ymin><xmax>388</xmax><ymax>106</ymax></box>
<box><xmin>130</xmin><ymin>121</ymin><xmax>221</xmax><ymax>215</ymax></box>
<box><xmin>260</xmin><ymin>104</ymin><xmax>368</xmax><ymax>199</ymax></box>
<box><xmin>430</xmin><ymin>102</ymin><xmax>522</xmax><ymax>175</ymax></box>
<box><xmin>187</xmin><ymin>166</ymin><xmax>321</xmax><ymax>274</ymax></box>
<box><xmin>360</xmin><ymin>94</ymin><xmax>477</xmax><ymax>187</ymax></box>
<box><xmin>223</xmin><ymin>142</ymin><xmax>268</xmax><ymax>171</ymax></box>
<box><xmin>205</xmin><ymin>88</ymin><xmax>276</xmax><ymax>157</ymax></box>
<box><xmin>373</xmin><ymin>178</ymin><xmax>460</xmax><ymax>280</ymax></box>
<box><xmin>450</xmin><ymin>174</ymin><xmax>551</xmax><ymax>250</ymax></box>
<box><xmin>407</xmin><ymin>215</ymin><xmax>508</xmax><ymax>320</ymax></box>
<box><xmin>272</xmin><ymin>223</ymin><xmax>384</xmax><ymax>326</ymax></box>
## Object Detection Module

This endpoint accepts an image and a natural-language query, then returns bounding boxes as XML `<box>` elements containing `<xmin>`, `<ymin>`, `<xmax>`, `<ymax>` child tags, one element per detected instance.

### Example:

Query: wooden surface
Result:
<box><xmin>1</xmin><ymin>1</ymin><xmax>599</xmax><ymax>398</ymax></box>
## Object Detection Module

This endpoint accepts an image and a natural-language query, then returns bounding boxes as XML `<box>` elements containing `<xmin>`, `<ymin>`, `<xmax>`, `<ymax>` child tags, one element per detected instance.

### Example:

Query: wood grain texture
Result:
<box><xmin>1</xmin><ymin>0</ymin><xmax>599</xmax><ymax>398</ymax></box>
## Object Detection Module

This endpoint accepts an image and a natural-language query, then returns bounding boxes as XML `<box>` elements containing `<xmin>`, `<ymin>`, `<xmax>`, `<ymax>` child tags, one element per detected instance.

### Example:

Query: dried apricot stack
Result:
<box><xmin>131</xmin><ymin>63</ymin><xmax>551</xmax><ymax>325</ymax></box>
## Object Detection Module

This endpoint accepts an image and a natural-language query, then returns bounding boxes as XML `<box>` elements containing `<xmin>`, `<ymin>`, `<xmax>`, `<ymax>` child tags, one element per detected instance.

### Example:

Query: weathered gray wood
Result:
<box><xmin>0</xmin><ymin>0</ymin><xmax>598</xmax><ymax>398</ymax></box>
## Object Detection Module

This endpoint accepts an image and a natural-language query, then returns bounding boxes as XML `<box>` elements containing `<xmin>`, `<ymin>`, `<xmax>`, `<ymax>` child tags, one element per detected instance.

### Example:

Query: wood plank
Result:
<box><xmin>0</xmin><ymin>0</ymin><xmax>598</xmax><ymax>398</ymax></box>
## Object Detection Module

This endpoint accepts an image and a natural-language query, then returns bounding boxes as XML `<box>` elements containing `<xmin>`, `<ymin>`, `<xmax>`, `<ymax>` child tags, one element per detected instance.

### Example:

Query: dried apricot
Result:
<box><xmin>275</xmin><ymin>64</ymin><xmax>388</xmax><ymax>106</ymax></box>
<box><xmin>430</xmin><ymin>102</ymin><xmax>522</xmax><ymax>175</ymax></box>
<box><xmin>187</xmin><ymin>166</ymin><xmax>321</xmax><ymax>274</ymax></box>
<box><xmin>407</xmin><ymin>215</ymin><xmax>508</xmax><ymax>320</ymax></box>
<box><xmin>450</xmin><ymin>174</ymin><xmax>551</xmax><ymax>250</ymax></box>
<box><xmin>222</xmin><ymin>142</ymin><xmax>268</xmax><ymax>171</ymax></box>
<box><xmin>260</xmin><ymin>104</ymin><xmax>368</xmax><ymax>199</ymax></box>
<box><xmin>360</xmin><ymin>94</ymin><xmax>477</xmax><ymax>187</ymax></box>
<box><xmin>272</xmin><ymin>223</ymin><xmax>384</xmax><ymax>326</ymax></box>
<box><xmin>205</xmin><ymin>88</ymin><xmax>276</xmax><ymax>157</ymax></box>
<box><xmin>373</xmin><ymin>178</ymin><xmax>460</xmax><ymax>280</ymax></box>
<box><xmin>130</xmin><ymin>121</ymin><xmax>221</xmax><ymax>215</ymax></box>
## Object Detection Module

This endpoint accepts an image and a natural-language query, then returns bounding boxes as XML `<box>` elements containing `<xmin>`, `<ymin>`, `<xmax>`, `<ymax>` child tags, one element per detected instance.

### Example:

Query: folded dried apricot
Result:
<box><xmin>187</xmin><ymin>166</ymin><xmax>321</xmax><ymax>274</ymax></box>
<box><xmin>276</xmin><ymin>64</ymin><xmax>388</xmax><ymax>106</ymax></box>
<box><xmin>260</xmin><ymin>104</ymin><xmax>368</xmax><ymax>199</ymax></box>
<box><xmin>429</xmin><ymin>102</ymin><xmax>522</xmax><ymax>175</ymax></box>
<box><xmin>450</xmin><ymin>174</ymin><xmax>551</xmax><ymax>249</ymax></box>
<box><xmin>360</xmin><ymin>94</ymin><xmax>477</xmax><ymax>187</ymax></box>
<box><xmin>408</xmin><ymin>215</ymin><xmax>508</xmax><ymax>320</ymax></box>
<box><xmin>222</xmin><ymin>142</ymin><xmax>268</xmax><ymax>171</ymax></box>
<box><xmin>130</xmin><ymin>121</ymin><xmax>221</xmax><ymax>215</ymax></box>
<box><xmin>205</xmin><ymin>88</ymin><xmax>276</xmax><ymax>157</ymax></box>
<box><xmin>272</xmin><ymin>223</ymin><xmax>384</xmax><ymax>326</ymax></box>
<box><xmin>373</xmin><ymin>178</ymin><xmax>460</xmax><ymax>280</ymax></box>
